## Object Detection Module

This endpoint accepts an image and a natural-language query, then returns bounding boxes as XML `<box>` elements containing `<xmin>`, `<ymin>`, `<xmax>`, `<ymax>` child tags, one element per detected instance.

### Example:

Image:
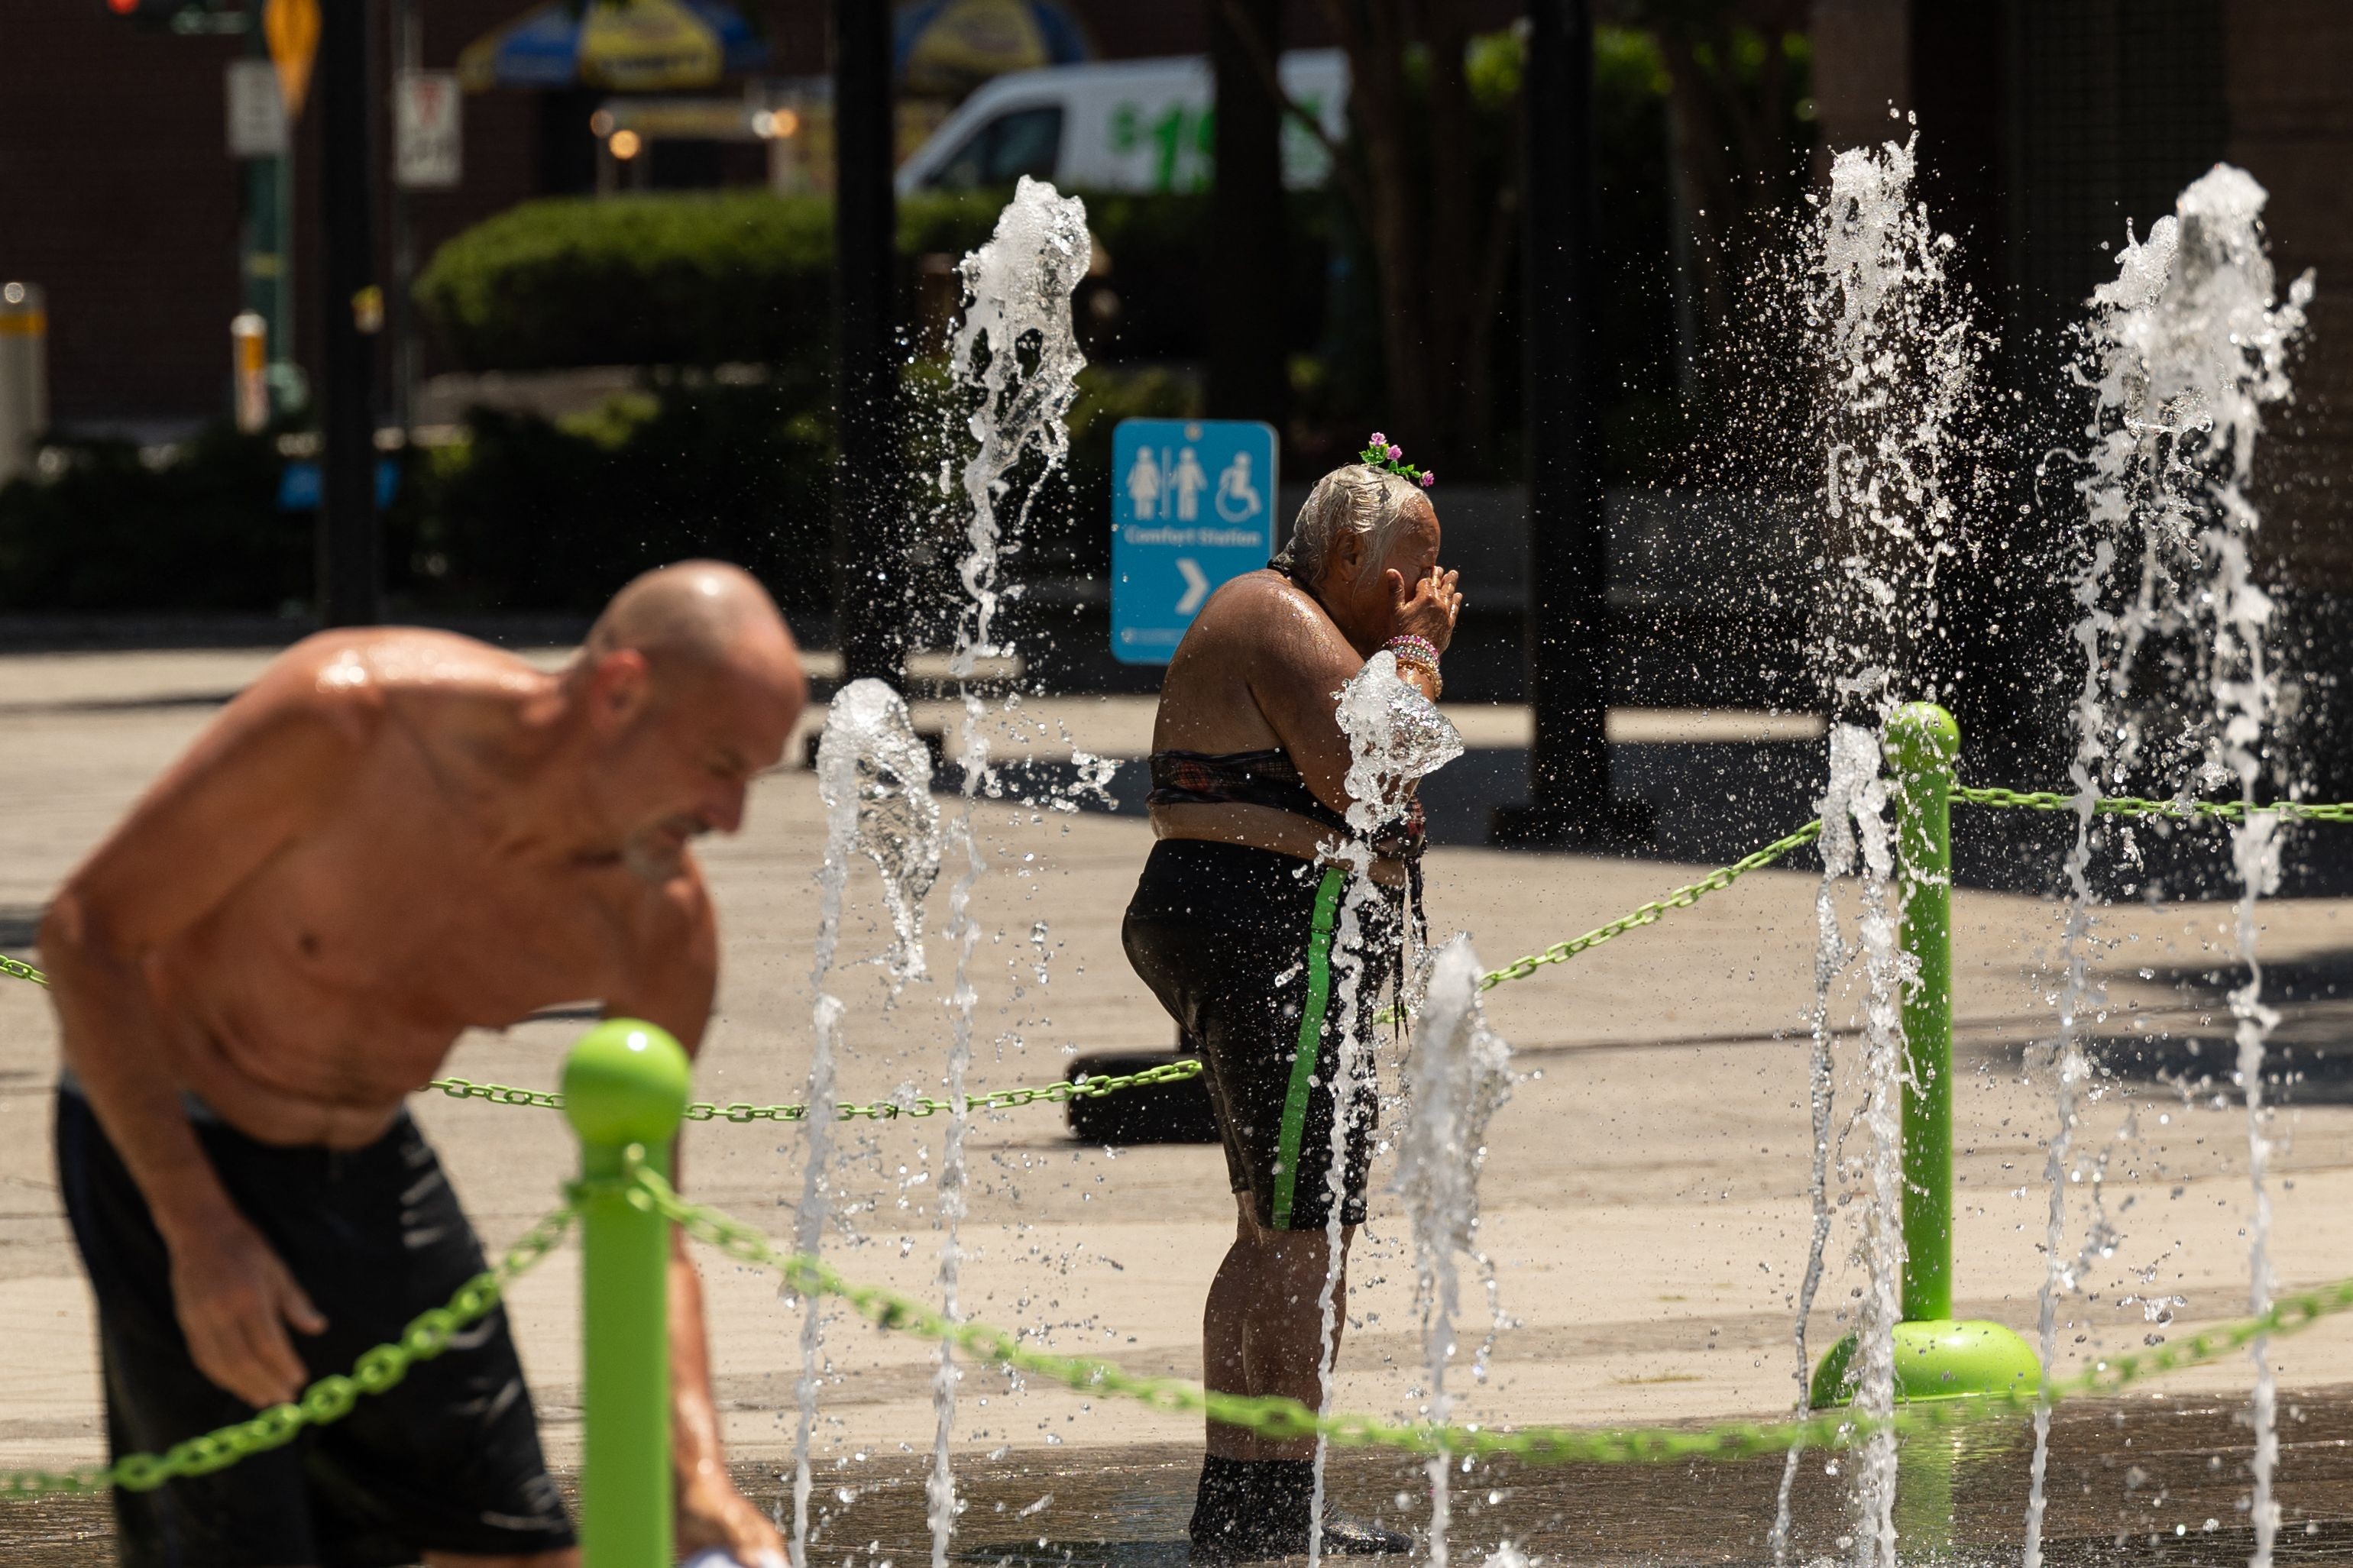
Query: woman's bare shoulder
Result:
<box><xmin>1190</xmin><ymin>570</ymin><xmax>1333</xmax><ymax>650</ymax></box>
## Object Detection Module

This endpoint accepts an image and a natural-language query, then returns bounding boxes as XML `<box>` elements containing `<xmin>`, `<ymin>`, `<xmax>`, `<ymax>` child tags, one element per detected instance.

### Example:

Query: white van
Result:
<box><xmin>895</xmin><ymin>51</ymin><xmax>1350</xmax><ymax>196</ymax></box>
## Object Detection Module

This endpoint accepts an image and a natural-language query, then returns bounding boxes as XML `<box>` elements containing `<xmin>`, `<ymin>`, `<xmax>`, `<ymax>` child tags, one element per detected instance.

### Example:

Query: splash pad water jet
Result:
<box><xmin>9</xmin><ymin>146</ymin><xmax>2353</xmax><ymax>1568</ymax></box>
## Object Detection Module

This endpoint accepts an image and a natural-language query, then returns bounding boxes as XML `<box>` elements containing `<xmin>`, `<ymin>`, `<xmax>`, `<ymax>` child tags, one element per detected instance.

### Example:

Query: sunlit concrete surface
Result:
<box><xmin>2</xmin><ymin>650</ymin><xmax>2351</xmax><ymax>1555</ymax></box>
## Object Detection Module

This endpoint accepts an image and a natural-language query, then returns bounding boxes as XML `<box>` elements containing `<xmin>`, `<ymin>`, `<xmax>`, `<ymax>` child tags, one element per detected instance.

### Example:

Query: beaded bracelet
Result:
<box><xmin>1383</xmin><ymin>634</ymin><xmax>1442</xmax><ymax>698</ymax></box>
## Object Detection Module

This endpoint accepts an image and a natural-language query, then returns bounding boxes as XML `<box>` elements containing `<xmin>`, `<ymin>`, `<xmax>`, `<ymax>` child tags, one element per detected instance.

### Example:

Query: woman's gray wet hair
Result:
<box><xmin>1270</xmin><ymin>463</ymin><xmax>1427</xmax><ymax>584</ymax></box>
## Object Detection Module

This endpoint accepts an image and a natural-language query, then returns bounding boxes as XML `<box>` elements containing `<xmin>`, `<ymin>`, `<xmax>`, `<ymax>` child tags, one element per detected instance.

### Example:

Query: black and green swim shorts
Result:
<box><xmin>1122</xmin><ymin>838</ymin><xmax>1402</xmax><ymax>1231</ymax></box>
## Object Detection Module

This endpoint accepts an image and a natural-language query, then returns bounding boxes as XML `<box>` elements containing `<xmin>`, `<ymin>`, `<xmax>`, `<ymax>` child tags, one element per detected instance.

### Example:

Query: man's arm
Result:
<box><xmin>608</xmin><ymin>875</ymin><xmax>785</xmax><ymax>1567</ymax></box>
<box><xmin>41</xmin><ymin>663</ymin><xmax>378</xmax><ymax>1408</ymax></box>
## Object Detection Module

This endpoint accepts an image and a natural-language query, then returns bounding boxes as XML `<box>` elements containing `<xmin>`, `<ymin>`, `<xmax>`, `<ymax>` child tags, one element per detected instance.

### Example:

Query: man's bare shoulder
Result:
<box><xmin>265</xmin><ymin>628</ymin><xmax>544</xmax><ymax>702</ymax></box>
<box><xmin>241</xmin><ymin>629</ymin><xmax>547</xmax><ymax>736</ymax></box>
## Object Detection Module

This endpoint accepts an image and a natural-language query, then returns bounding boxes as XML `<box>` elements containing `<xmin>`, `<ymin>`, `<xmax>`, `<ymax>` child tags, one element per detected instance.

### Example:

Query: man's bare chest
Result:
<box><xmin>186</xmin><ymin>791</ymin><xmax>641</xmax><ymax>1033</ymax></box>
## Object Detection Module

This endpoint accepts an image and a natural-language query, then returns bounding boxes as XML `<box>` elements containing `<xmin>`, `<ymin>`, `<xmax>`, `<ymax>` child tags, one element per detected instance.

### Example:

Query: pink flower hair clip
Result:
<box><xmin>1360</xmin><ymin>431</ymin><xmax>1433</xmax><ymax>488</ymax></box>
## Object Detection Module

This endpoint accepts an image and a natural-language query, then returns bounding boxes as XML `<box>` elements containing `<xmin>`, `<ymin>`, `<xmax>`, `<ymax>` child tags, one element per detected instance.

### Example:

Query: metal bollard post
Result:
<box><xmin>232</xmin><ymin>313</ymin><xmax>271</xmax><ymax>434</ymax></box>
<box><xmin>563</xmin><ymin>1019</ymin><xmax>691</xmax><ymax>1568</ymax></box>
<box><xmin>0</xmin><ymin>282</ymin><xmax>48</xmax><ymax>487</ymax></box>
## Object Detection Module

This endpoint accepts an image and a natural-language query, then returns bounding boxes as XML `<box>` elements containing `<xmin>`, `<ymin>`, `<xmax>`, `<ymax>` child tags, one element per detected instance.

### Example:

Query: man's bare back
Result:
<box><xmin>41</xmin><ymin>561</ymin><xmax>804</xmax><ymax>1566</ymax></box>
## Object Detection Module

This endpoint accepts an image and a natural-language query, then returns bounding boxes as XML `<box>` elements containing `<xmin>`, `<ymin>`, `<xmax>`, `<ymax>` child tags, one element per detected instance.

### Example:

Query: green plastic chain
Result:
<box><xmin>429</xmin><ymin>1056</ymin><xmax>1206</xmax><ymax>1124</ymax></box>
<box><xmin>627</xmin><ymin>1161</ymin><xmax>2353</xmax><ymax>1464</ymax></box>
<box><xmin>0</xmin><ymin>954</ymin><xmax>1201</xmax><ymax>1122</ymax></box>
<box><xmin>1471</xmin><ymin>819</ymin><xmax>1827</xmax><ymax>994</ymax></box>
<box><xmin>1951</xmin><ymin>784</ymin><xmax>2353</xmax><ymax>824</ymax></box>
<box><xmin>7</xmin><ymin>784</ymin><xmax>2350</xmax><ymax>1026</ymax></box>
<box><xmin>0</xmin><ymin>1203</ymin><xmax>574</xmax><ymax>1498</ymax></box>
<box><xmin>16</xmin><ymin>1161</ymin><xmax>2353</xmax><ymax>1498</ymax></box>
<box><xmin>1467</xmin><ymin>784</ymin><xmax>2353</xmax><ymax>1000</ymax></box>
<box><xmin>5</xmin><ymin>780</ymin><xmax>2348</xmax><ymax>1498</ymax></box>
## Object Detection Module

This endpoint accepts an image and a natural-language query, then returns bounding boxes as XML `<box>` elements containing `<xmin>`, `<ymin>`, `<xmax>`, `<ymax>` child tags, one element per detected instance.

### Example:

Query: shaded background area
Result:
<box><xmin>2</xmin><ymin>2</ymin><xmax>2352</xmax><ymax>800</ymax></box>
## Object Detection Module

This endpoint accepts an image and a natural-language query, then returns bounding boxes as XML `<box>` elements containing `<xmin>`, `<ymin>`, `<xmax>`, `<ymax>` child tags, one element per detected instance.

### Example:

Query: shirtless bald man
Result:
<box><xmin>41</xmin><ymin>562</ymin><xmax>803</xmax><ymax>1568</ymax></box>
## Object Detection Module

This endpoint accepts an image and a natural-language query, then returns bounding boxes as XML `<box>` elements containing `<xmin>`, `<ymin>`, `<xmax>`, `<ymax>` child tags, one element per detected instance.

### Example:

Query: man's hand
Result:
<box><xmin>167</xmin><ymin>1213</ymin><xmax>327</xmax><ymax>1409</ymax></box>
<box><xmin>680</xmin><ymin>1470</ymin><xmax>787</xmax><ymax>1568</ymax></box>
<box><xmin>1390</xmin><ymin>564</ymin><xmax>1463</xmax><ymax>654</ymax></box>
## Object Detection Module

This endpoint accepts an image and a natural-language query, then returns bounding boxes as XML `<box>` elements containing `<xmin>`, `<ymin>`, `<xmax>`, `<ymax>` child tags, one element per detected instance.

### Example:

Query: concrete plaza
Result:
<box><xmin>1</xmin><ymin>646</ymin><xmax>2350</xmax><ymax>1540</ymax></box>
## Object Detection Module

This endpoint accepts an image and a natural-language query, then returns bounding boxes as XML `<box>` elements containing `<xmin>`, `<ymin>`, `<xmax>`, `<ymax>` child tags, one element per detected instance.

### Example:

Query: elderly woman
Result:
<box><xmin>1122</xmin><ymin>460</ymin><xmax>1462</xmax><ymax>1559</ymax></box>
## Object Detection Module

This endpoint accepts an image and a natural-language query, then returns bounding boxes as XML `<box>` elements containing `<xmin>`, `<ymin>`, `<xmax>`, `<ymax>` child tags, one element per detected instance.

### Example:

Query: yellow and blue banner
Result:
<box><xmin>458</xmin><ymin>0</ymin><xmax>766</xmax><ymax>93</ymax></box>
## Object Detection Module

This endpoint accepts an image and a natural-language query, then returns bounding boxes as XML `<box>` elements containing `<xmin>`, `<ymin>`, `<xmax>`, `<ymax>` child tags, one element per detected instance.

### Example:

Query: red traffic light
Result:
<box><xmin>106</xmin><ymin>0</ymin><xmax>139</xmax><ymax>10</ymax></box>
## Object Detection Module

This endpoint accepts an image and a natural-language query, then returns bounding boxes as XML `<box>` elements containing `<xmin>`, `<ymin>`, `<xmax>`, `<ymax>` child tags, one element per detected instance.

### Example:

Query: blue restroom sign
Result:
<box><xmin>1110</xmin><ymin>418</ymin><xmax>1279</xmax><ymax>664</ymax></box>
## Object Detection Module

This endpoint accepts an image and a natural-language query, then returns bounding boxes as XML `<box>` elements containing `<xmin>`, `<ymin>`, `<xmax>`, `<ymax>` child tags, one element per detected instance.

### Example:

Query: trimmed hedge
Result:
<box><xmin>398</xmin><ymin>374</ymin><xmax>837</xmax><ymax>613</ymax></box>
<box><xmin>414</xmin><ymin>189</ymin><xmax>1335</xmax><ymax>373</ymax></box>
<box><xmin>0</xmin><ymin>428</ymin><xmax>305</xmax><ymax>612</ymax></box>
<box><xmin>0</xmin><ymin>360</ymin><xmax>1202</xmax><ymax>616</ymax></box>
<box><xmin>418</xmin><ymin>192</ymin><xmax>920</xmax><ymax>370</ymax></box>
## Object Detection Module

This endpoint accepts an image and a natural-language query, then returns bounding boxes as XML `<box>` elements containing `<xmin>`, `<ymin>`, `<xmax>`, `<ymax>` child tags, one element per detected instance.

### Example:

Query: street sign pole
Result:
<box><xmin>1206</xmin><ymin>0</ymin><xmax>1287</xmax><ymax>427</ymax></box>
<box><xmin>390</xmin><ymin>57</ymin><xmax>461</xmax><ymax>439</ymax></box>
<box><xmin>317</xmin><ymin>0</ymin><xmax>380</xmax><ymax>626</ymax></box>
<box><xmin>832</xmin><ymin>0</ymin><xmax>906</xmax><ymax>689</ymax></box>
<box><xmin>389</xmin><ymin>2</ymin><xmax>418</xmax><ymax>438</ymax></box>
<box><xmin>1490</xmin><ymin>0</ymin><xmax>1650</xmax><ymax>848</ymax></box>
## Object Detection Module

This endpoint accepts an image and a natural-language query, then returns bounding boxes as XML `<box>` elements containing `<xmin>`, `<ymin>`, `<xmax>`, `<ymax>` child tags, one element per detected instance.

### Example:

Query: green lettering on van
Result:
<box><xmin>1149</xmin><ymin>104</ymin><xmax>1186</xmax><ymax>189</ymax></box>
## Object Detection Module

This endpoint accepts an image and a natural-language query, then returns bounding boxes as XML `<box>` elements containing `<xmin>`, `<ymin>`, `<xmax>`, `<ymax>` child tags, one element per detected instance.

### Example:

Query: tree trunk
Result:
<box><xmin>1422</xmin><ymin>0</ymin><xmax>1477</xmax><ymax>464</ymax></box>
<box><xmin>1208</xmin><ymin>0</ymin><xmax>1290</xmax><ymax>427</ymax></box>
<box><xmin>1325</xmin><ymin>0</ymin><xmax>1432</xmax><ymax>453</ymax></box>
<box><xmin>1461</xmin><ymin>174</ymin><xmax>1520</xmax><ymax>474</ymax></box>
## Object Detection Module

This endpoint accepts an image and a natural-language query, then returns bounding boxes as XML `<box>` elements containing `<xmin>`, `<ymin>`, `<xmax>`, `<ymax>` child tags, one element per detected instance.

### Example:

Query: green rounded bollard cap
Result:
<box><xmin>1885</xmin><ymin>702</ymin><xmax>1959</xmax><ymax>770</ymax></box>
<box><xmin>1809</xmin><ymin>1320</ymin><xmax>2042</xmax><ymax>1408</ymax></box>
<box><xmin>561</xmin><ymin>1019</ymin><xmax>691</xmax><ymax>1149</ymax></box>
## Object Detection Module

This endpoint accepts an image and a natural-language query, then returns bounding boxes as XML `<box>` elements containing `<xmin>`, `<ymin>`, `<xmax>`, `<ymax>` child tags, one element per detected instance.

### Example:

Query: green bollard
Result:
<box><xmin>1812</xmin><ymin>706</ymin><xmax>2038</xmax><ymax>1557</ymax></box>
<box><xmin>563</xmin><ymin>1019</ymin><xmax>692</xmax><ymax>1568</ymax></box>
<box><xmin>1814</xmin><ymin>704</ymin><xmax>2039</xmax><ymax>1405</ymax></box>
<box><xmin>1889</xmin><ymin>701</ymin><xmax>1958</xmax><ymax>1324</ymax></box>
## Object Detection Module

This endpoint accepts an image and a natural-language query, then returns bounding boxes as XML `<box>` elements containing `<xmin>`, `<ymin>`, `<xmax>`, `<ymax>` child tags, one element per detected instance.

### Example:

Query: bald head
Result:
<box><xmin>584</xmin><ymin>561</ymin><xmax>795</xmax><ymax>681</ymax></box>
<box><xmin>572</xmin><ymin>562</ymin><xmax>805</xmax><ymax>878</ymax></box>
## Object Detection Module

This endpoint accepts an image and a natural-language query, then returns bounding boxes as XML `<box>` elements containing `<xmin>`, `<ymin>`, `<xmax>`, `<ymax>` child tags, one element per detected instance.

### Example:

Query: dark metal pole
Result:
<box><xmin>1492</xmin><ymin>0</ymin><xmax>1647</xmax><ymax>847</ymax></box>
<box><xmin>389</xmin><ymin>0</ymin><xmax>419</xmax><ymax>438</ymax></box>
<box><xmin>1206</xmin><ymin>0</ymin><xmax>1287</xmax><ymax>425</ymax></box>
<box><xmin>318</xmin><ymin>0</ymin><xmax>381</xmax><ymax>626</ymax></box>
<box><xmin>831</xmin><ymin>0</ymin><xmax>905</xmax><ymax>687</ymax></box>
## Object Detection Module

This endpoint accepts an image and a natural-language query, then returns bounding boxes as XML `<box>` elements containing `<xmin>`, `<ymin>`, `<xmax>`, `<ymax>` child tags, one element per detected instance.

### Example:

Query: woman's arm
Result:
<box><xmin>1247</xmin><ymin>567</ymin><xmax>1461</xmax><ymax>820</ymax></box>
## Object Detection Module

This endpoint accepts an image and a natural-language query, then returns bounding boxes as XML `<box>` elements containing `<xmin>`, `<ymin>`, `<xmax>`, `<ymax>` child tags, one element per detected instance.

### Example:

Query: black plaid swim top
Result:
<box><xmin>1147</xmin><ymin>748</ymin><xmax>1351</xmax><ymax>834</ymax></box>
<box><xmin>1147</xmin><ymin>748</ymin><xmax>1426</xmax><ymax>858</ymax></box>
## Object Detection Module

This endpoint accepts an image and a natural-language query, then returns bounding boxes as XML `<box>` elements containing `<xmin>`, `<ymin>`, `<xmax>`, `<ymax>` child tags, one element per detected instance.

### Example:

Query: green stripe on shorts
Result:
<box><xmin>1270</xmin><ymin>865</ymin><xmax>1347</xmax><ymax>1230</ymax></box>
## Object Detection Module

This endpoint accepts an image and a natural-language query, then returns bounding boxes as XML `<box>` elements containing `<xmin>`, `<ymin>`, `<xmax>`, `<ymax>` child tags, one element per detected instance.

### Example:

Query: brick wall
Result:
<box><xmin>0</xmin><ymin>0</ymin><xmax>1520</xmax><ymax>430</ymax></box>
<box><xmin>0</xmin><ymin>5</ymin><xmax>246</xmax><ymax>428</ymax></box>
<box><xmin>0</xmin><ymin>0</ymin><xmax>560</xmax><ymax>430</ymax></box>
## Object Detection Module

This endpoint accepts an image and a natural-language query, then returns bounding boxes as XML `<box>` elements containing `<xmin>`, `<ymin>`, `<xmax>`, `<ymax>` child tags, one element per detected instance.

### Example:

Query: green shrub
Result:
<box><xmin>417</xmin><ymin>192</ymin><xmax>849</xmax><ymax>371</ymax></box>
<box><xmin>394</xmin><ymin>372</ymin><xmax>837</xmax><ymax>613</ymax></box>
<box><xmin>0</xmin><ymin>360</ymin><xmax>1209</xmax><ymax>618</ymax></box>
<box><xmin>414</xmin><ymin>188</ymin><xmax>1337</xmax><ymax>373</ymax></box>
<box><xmin>0</xmin><ymin>383</ymin><xmax>837</xmax><ymax>618</ymax></box>
<box><xmin>0</xmin><ymin>428</ymin><xmax>306</xmax><ymax>612</ymax></box>
<box><xmin>414</xmin><ymin>190</ymin><xmax>1023</xmax><ymax>372</ymax></box>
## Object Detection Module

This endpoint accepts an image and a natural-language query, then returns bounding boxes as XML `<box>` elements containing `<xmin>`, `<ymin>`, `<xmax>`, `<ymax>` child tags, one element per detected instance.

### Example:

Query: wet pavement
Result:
<box><xmin>15</xmin><ymin>1391</ymin><xmax>2353</xmax><ymax>1566</ymax></box>
<box><xmin>11</xmin><ymin>658</ymin><xmax>2353</xmax><ymax>1563</ymax></box>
